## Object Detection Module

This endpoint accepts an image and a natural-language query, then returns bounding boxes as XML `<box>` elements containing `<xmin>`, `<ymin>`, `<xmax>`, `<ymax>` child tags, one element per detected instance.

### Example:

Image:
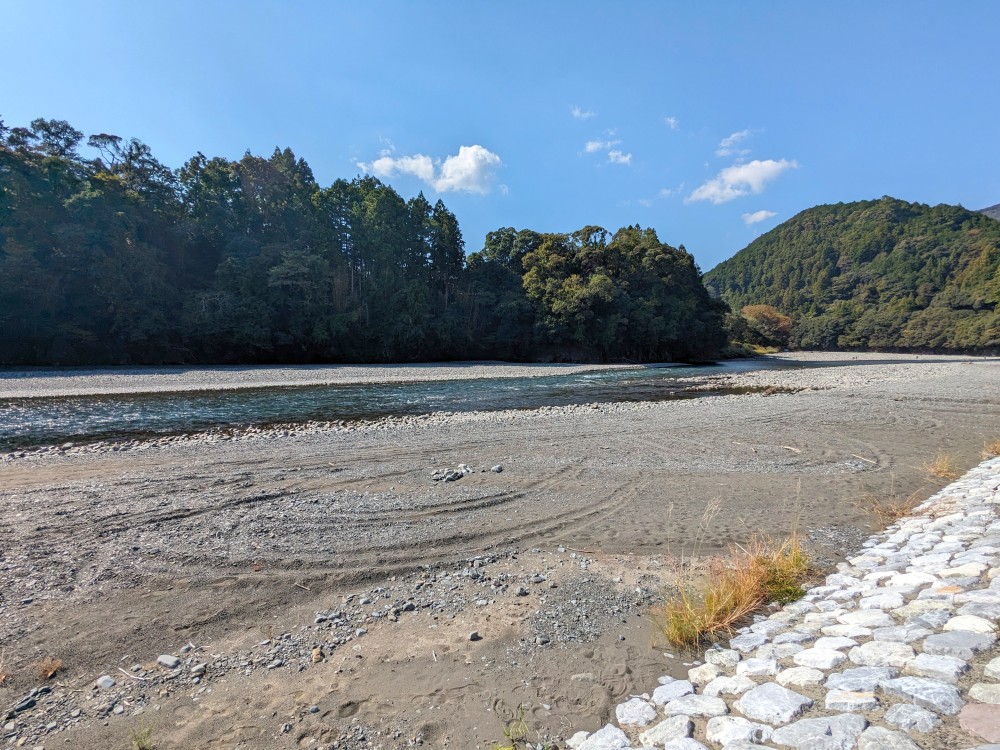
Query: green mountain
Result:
<box><xmin>981</xmin><ymin>204</ymin><xmax>1000</xmax><ymax>221</ymax></box>
<box><xmin>703</xmin><ymin>197</ymin><xmax>1000</xmax><ymax>352</ymax></box>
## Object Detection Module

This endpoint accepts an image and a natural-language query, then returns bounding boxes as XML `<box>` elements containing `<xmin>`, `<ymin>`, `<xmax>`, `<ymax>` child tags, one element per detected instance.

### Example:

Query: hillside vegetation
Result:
<box><xmin>704</xmin><ymin>197</ymin><xmax>1000</xmax><ymax>352</ymax></box>
<box><xmin>0</xmin><ymin>116</ymin><xmax>725</xmax><ymax>365</ymax></box>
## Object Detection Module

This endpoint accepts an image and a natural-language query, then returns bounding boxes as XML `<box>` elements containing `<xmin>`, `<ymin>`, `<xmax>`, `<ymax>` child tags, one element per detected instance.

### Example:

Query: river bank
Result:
<box><xmin>1</xmin><ymin>353</ymin><xmax>999</xmax><ymax>749</ymax></box>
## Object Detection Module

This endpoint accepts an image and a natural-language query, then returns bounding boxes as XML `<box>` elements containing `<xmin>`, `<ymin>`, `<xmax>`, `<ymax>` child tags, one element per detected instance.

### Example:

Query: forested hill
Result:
<box><xmin>982</xmin><ymin>204</ymin><xmax>1000</xmax><ymax>221</ymax></box>
<box><xmin>0</xmin><ymin>117</ymin><xmax>726</xmax><ymax>365</ymax></box>
<box><xmin>703</xmin><ymin>197</ymin><xmax>1000</xmax><ymax>352</ymax></box>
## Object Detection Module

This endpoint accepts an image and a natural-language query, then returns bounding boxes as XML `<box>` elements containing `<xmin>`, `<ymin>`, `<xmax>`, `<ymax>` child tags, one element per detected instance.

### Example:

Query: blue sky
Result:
<box><xmin>3</xmin><ymin>1</ymin><xmax>998</xmax><ymax>271</ymax></box>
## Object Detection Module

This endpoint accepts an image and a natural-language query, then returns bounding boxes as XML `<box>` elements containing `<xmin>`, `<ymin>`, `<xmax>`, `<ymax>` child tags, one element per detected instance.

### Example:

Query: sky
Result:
<box><xmin>3</xmin><ymin>1</ymin><xmax>999</xmax><ymax>271</ymax></box>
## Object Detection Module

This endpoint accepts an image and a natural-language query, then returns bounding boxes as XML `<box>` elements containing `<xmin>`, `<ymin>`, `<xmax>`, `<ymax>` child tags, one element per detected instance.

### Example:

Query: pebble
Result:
<box><xmin>156</xmin><ymin>654</ymin><xmax>181</xmax><ymax>669</ymax></box>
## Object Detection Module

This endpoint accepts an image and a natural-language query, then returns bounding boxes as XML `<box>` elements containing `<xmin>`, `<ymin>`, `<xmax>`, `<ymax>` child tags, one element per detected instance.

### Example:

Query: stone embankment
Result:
<box><xmin>569</xmin><ymin>456</ymin><xmax>1000</xmax><ymax>750</ymax></box>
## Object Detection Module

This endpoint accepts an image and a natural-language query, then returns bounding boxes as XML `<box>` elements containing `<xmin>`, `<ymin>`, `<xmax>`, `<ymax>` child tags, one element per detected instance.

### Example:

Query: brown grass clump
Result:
<box><xmin>651</xmin><ymin>533</ymin><xmax>810</xmax><ymax>649</ymax></box>
<box><xmin>856</xmin><ymin>488</ymin><xmax>924</xmax><ymax>529</ymax></box>
<box><xmin>983</xmin><ymin>439</ymin><xmax>1000</xmax><ymax>459</ymax></box>
<box><xmin>36</xmin><ymin>655</ymin><xmax>62</xmax><ymax>680</ymax></box>
<box><xmin>923</xmin><ymin>453</ymin><xmax>960</xmax><ymax>481</ymax></box>
<box><xmin>0</xmin><ymin>650</ymin><xmax>9</xmax><ymax>685</ymax></box>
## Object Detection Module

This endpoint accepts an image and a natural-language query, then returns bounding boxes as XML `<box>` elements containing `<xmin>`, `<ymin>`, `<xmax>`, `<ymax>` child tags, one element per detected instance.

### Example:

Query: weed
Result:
<box><xmin>923</xmin><ymin>453</ymin><xmax>960</xmax><ymax>481</ymax></box>
<box><xmin>983</xmin><ymin>439</ymin><xmax>1000</xmax><ymax>459</ymax></box>
<box><xmin>36</xmin><ymin>655</ymin><xmax>62</xmax><ymax>680</ymax></box>
<box><xmin>491</xmin><ymin>703</ymin><xmax>559</xmax><ymax>750</ymax></box>
<box><xmin>855</xmin><ymin>488</ymin><xmax>924</xmax><ymax>529</ymax></box>
<box><xmin>129</xmin><ymin>720</ymin><xmax>156</xmax><ymax>750</ymax></box>
<box><xmin>650</xmin><ymin>533</ymin><xmax>810</xmax><ymax>649</ymax></box>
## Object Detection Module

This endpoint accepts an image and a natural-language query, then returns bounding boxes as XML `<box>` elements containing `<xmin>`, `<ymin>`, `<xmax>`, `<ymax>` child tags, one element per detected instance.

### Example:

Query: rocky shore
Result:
<box><xmin>571</xmin><ymin>456</ymin><xmax>1000</xmax><ymax>750</ymax></box>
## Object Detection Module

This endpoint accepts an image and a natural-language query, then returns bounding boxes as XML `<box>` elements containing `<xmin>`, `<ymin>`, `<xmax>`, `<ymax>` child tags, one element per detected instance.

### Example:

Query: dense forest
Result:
<box><xmin>0</xmin><ymin>117</ymin><xmax>727</xmax><ymax>365</ymax></box>
<box><xmin>705</xmin><ymin>197</ymin><xmax>1000</xmax><ymax>352</ymax></box>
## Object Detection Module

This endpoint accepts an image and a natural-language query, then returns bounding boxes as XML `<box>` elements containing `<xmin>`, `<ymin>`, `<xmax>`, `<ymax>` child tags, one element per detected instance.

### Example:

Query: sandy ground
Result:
<box><xmin>1</xmin><ymin>353</ymin><xmax>1000</xmax><ymax>749</ymax></box>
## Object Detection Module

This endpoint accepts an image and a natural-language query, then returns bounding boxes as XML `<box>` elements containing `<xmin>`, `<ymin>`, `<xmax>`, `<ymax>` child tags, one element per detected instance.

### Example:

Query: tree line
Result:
<box><xmin>0</xmin><ymin>117</ymin><xmax>727</xmax><ymax>365</ymax></box>
<box><xmin>705</xmin><ymin>197</ymin><xmax>1000</xmax><ymax>352</ymax></box>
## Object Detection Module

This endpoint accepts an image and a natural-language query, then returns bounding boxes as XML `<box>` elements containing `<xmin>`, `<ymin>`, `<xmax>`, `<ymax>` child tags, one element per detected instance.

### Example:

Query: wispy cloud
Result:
<box><xmin>742</xmin><ymin>209</ymin><xmax>777</xmax><ymax>226</ymax></box>
<box><xmin>571</xmin><ymin>106</ymin><xmax>595</xmax><ymax>120</ymax></box>
<box><xmin>664</xmin><ymin>116</ymin><xmax>679</xmax><ymax>130</ymax></box>
<box><xmin>687</xmin><ymin>159</ymin><xmax>798</xmax><ymax>204</ymax></box>
<box><xmin>358</xmin><ymin>144</ymin><xmax>502</xmax><ymax>194</ymax></box>
<box><xmin>607</xmin><ymin>150</ymin><xmax>632</xmax><ymax>165</ymax></box>
<box><xmin>716</xmin><ymin>129</ymin><xmax>752</xmax><ymax>157</ymax></box>
<box><xmin>584</xmin><ymin>138</ymin><xmax>620</xmax><ymax>153</ymax></box>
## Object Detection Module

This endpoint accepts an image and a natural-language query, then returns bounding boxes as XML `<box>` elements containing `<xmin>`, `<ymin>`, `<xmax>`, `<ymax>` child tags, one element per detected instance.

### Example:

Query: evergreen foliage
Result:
<box><xmin>704</xmin><ymin>197</ymin><xmax>1000</xmax><ymax>352</ymax></box>
<box><xmin>0</xmin><ymin>116</ymin><xmax>726</xmax><ymax>365</ymax></box>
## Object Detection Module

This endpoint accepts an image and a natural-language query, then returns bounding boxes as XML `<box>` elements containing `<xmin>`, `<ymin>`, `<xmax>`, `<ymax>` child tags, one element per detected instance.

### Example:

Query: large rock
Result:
<box><xmin>825</xmin><ymin>666</ymin><xmax>897</xmax><ymax>692</ymax></box>
<box><xmin>793</xmin><ymin>647</ymin><xmax>846</xmax><ymax>669</ymax></box>
<box><xmin>730</xmin><ymin>632</ymin><xmax>768</xmax><ymax>653</ymax></box>
<box><xmin>661</xmin><ymin>694</ymin><xmax>728</xmax><ymax>718</ymax></box>
<box><xmin>615</xmin><ymin>697</ymin><xmax>656</xmax><ymax>726</ymax></box>
<box><xmin>857</xmin><ymin>726</ymin><xmax>921</xmax><ymax>750</ymax></box>
<box><xmin>923</xmin><ymin>630</ymin><xmax>996</xmax><ymax>659</ymax></box>
<box><xmin>663</xmin><ymin>740</ymin><xmax>709</xmax><ymax>750</ymax></box>
<box><xmin>903</xmin><ymin>652</ymin><xmax>968</xmax><ymax>683</ymax></box>
<box><xmin>638</xmin><ymin>715</ymin><xmax>693</xmax><ymax>746</ymax></box>
<box><xmin>769</xmin><ymin>714</ymin><xmax>867</xmax><ymax>750</ymax></box>
<box><xmin>970</xmin><ymin>683</ymin><xmax>1000</xmax><ymax>704</ymax></box>
<box><xmin>960</xmin><ymin>703</ymin><xmax>1000</xmax><ymax>743</ymax></box>
<box><xmin>881</xmin><ymin>676</ymin><xmax>964</xmax><ymax>715</ymax></box>
<box><xmin>704</xmin><ymin>648</ymin><xmax>740</xmax><ymax>669</ymax></box>
<box><xmin>576</xmin><ymin>724</ymin><xmax>630</xmax><ymax>750</ymax></box>
<box><xmin>652</xmin><ymin>679</ymin><xmax>694</xmax><ymax>705</ymax></box>
<box><xmin>733</xmin><ymin>682</ymin><xmax>812</xmax><ymax>725</ymax></box>
<box><xmin>885</xmin><ymin>703</ymin><xmax>940</xmax><ymax>733</ymax></box>
<box><xmin>705</xmin><ymin>716</ymin><xmax>773</xmax><ymax>745</ymax></box>
<box><xmin>736</xmin><ymin>657</ymin><xmax>779</xmax><ymax>677</ymax></box>
<box><xmin>848</xmin><ymin>640</ymin><xmax>915</xmax><ymax>667</ymax></box>
<box><xmin>776</xmin><ymin>667</ymin><xmax>825</xmax><ymax>687</ymax></box>
<box><xmin>825</xmin><ymin>689</ymin><xmax>879</xmax><ymax>711</ymax></box>
<box><xmin>702</xmin><ymin>675</ymin><xmax>756</xmax><ymax>697</ymax></box>
<box><xmin>837</xmin><ymin>609</ymin><xmax>896</xmax><ymax>628</ymax></box>
<box><xmin>943</xmin><ymin>614</ymin><xmax>997</xmax><ymax>634</ymax></box>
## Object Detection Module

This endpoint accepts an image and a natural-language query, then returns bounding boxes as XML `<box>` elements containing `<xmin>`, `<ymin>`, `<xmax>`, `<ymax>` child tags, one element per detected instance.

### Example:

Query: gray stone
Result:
<box><xmin>702</xmin><ymin>675</ymin><xmax>756</xmax><ymax>697</ymax></box>
<box><xmin>157</xmin><ymin>654</ymin><xmax>181</xmax><ymax>669</ymax></box>
<box><xmin>882</xmin><ymin>676</ymin><xmax>964</xmax><ymax>715</ymax></box>
<box><xmin>871</xmin><ymin>624</ymin><xmax>931</xmax><ymax>643</ymax></box>
<box><xmin>944</xmin><ymin>614</ymin><xmax>997</xmax><ymax>633</ymax></box>
<box><xmin>770</xmin><ymin>714</ymin><xmax>867</xmax><ymax>750</ymax></box>
<box><xmin>984</xmin><ymin>656</ymin><xmax>1000</xmax><ymax>681</ymax></box>
<box><xmin>615</xmin><ymin>697</ymin><xmax>656</xmax><ymax>726</ymax></box>
<box><xmin>923</xmin><ymin>630</ymin><xmax>996</xmax><ymax>659</ymax></box>
<box><xmin>95</xmin><ymin>675</ymin><xmax>116</xmax><ymax>690</ymax></box>
<box><xmin>750</xmin><ymin>619</ymin><xmax>790</xmax><ymax>637</ymax></box>
<box><xmin>661</xmin><ymin>694</ymin><xmax>728</xmax><ymax>718</ymax></box>
<box><xmin>652</xmin><ymin>679</ymin><xmax>694</xmax><ymax>705</ymax></box>
<box><xmin>576</xmin><ymin>724</ymin><xmax>630</xmax><ymax>750</ymax></box>
<box><xmin>705</xmin><ymin>716</ymin><xmax>772</xmax><ymax>745</ymax></box>
<box><xmin>736</xmin><ymin>657</ymin><xmax>779</xmax><ymax>677</ymax></box>
<box><xmin>793</xmin><ymin>647</ymin><xmax>846</xmax><ymax>669</ymax></box>
<box><xmin>909</xmin><ymin>609</ymin><xmax>953</xmax><ymax>629</ymax></box>
<box><xmin>825</xmin><ymin>689</ymin><xmax>879</xmax><ymax>711</ymax></box>
<box><xmin>813</xmin><ymin>636</ymin><xmax>858</xmax><ymax>650</ymax></box>
<box><xmin>848</xmin><ymin>640</ymin><xmax>915</xmax><ymax>667</ymax></box>
<box><xmin>970</xmin><ymin>683</ymin><xmax>1000</xmax><ymax>704</ymax></box>
<box><xmin>688</xmin><ymin>662</ymin><xmax>722</xmax><ymax>685</ymax></box>
<box><xmin>859</xmin><ymin>591</ymin><xmax>905</xmax><ymax>610</ymax></box>
<box><xmin>857</xmin><ymin>726</ymin><xmax>920</xmax><ymax>750</ymax></box>
<box><xmin>773</xmin><ymin>631</ymin><xmax>814</xmax><ymax>645</ymax></box>
<box><xmin>821</xmin><ymin>624</ymin><xmax>873</xmax><ymax>639</ymax></box>
<box><xmin>729</xmin><ymin>632</ymin><xmax>768</xmax><ymax>653</ymax></box>
<box><xmin>733</xmin><ymin>682</ymin><xmax>812</xmax><ymax>725</ymax></box>
<box><xmin>837</xmin><ymin>609</ymin><xmax>895</xmax><ymax>628</ymax></box>
<box><xmin>776</xmin><ymin>666</ymin><xmax>825</xmax><ymax>687</ymax></box>
<box><xmin>662</xmin><ymin>740</ymin><xmax>709</xmax><ymax>750</ymax></box>
<box><xmin>884</xmin><ymin>703</ymin><xmax>940</xmax><ymax>732</ymax></box>
<box><xmin>637</xmin><ymin>715</ymin><xmax>693</xmax><ymax>747</ymax></box>
<box><xmin>705</xmin><ymin>648</ymin><xmax>740</xmax><ymax>669</ymax></box>
<box><xmin>825</xmin><ymin>666</ymin><xmax>897</xmax><ymax>692</ymax></box>
<box><xmin>904</xmin><ymin>652</ymin><xmax>968</xmax><ymax>683</ymax></box>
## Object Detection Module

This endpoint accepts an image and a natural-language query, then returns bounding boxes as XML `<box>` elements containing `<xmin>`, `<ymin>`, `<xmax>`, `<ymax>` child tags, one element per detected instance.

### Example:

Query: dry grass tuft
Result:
<box><xmin>650</xmin><ymin>533</ymin><xmax>810</xmax><ymax>649</ymax></box>
<box><xmin>0</xmin><ymin>650</ymin><xmax>9</xmax><ymax>686</ymax></box>
<box><xmin>129</xmin><ymin>720</ymin><xmax>157</xmax><ymax>750</ymax></box>
<box><xmin>856</xmin><ymin>489</ymin><xmax>924</xmax><ymax>529</ymax></box>
<box><xmin>923</xmin><ymin>453</ymin><xmax>960</xmax><ymax>481</ymax></box>
<box><xmin>35</xmin><ymin>655</ymin><xmax>62</xmax><ymax>680</ymax></box>
<box><xmin>983</xmin><ymin>439</ymin><xmax>1000</xmax><ymax>459</ymax></box>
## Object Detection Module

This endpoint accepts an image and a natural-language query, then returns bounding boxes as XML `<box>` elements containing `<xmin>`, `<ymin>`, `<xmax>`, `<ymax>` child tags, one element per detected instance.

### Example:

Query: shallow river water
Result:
<box><xmin>0</xmin><ymin>359</ymin><xmax>796</xmax><ymax>450</ymax></box>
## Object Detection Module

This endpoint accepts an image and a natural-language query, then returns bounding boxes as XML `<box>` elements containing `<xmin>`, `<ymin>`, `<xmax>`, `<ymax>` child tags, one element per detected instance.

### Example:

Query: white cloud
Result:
<box><xmin>584</xmin><ymin>138</ymin><xmax>620</xmax><ymax>153</ymax></box>
<box><xmin>658</xmin><ymin>187</ymin><xmax>675</xmax><ymax>198</ymax></box>
<box><xmin>638</xmin><ymin>198</ymin><xmax>653</xmax><ymax>207</ymax></box>
<box><xmin>664</xmin><ymin>116</ymin><xmax>679</xmax><ymax>130</ymax></box>
<box><xmin>607</xmin><ymin>150</ymin><xmax>632</xmax><ymax>165</ymax></box>
<box><xmin>716</xmin><ymin>129</ymin><xmax>752</xmax><ymax>157</ymax></box>
<box><xmin>358</xmin><ymin>144</ymin><xmax>502</xmax><ymax>194</ymax></box>
<box><xmin>499</xmin><ymin>184</ymin><xmax>509</xmax><ymax>196</ymax></box>
<box><xmin>742</xmin><ymin>209</ymin><xmax>777</xmax><ymax>226</ymax></box>
<box><xmin>434</xmin><ymin>145</ymin><xmax>502</xmax><ymax>194</ymax></box>
<box><xmin>687</xmin><ymin>159</ymin><xmax>798</xmax><ymax>204</ymax></box>
<box><xmin>571</xmin><ymin>106</ymin><xmax>596</xmax><ymax>120</ymax></box>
